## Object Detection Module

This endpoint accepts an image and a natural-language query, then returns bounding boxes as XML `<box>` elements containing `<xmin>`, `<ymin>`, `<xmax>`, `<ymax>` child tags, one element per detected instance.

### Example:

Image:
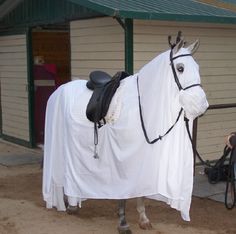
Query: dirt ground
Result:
<box><xmin>1</xmin><ymin>142</ymin><xmax>236</xmax><ymax>234</ymax></box>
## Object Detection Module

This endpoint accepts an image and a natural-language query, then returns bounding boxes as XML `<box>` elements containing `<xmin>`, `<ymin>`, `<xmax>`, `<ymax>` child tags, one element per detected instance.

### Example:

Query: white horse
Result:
<box><xmin>42</xmin><ymin>33</ymin><xmax>209</xmax><ymax>233</ymax></box>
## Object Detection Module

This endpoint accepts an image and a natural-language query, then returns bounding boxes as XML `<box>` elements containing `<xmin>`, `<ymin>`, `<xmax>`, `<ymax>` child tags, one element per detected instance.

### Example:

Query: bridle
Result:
<box><xmin>170</xmin><ymin>49</ymin><xmax>201</xmax><ymax>91</ymax></box>
<box><xmin>137</xmin><ymin>47</ymin><xmax>201</xmax><ymax>144</ymax></box>
<box><xmin>169</xmin><ymin>45</ymin><xmax>215</xmax><ymax>169</ymax></box>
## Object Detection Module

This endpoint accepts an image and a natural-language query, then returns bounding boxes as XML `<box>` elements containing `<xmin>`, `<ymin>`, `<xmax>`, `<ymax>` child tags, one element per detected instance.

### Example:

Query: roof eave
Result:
<box><xmin>68</xmin><ymin>0</ymin><xmax>236</xmax><ymax>24</ymax></box>
<box><xmin>119</xmin><ymin>11</ymin><xmax>236</xmax><ymax>24</ymax></box>
<box><xmin>69</xmin><ymin>0</ymin><xmax>115</xmax><ymax>16</ymax></box>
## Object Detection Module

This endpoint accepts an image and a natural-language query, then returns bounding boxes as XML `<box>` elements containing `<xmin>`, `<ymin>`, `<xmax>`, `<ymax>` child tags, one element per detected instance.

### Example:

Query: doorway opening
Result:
<box><xmin>32</xmin><ymin>24</ymin><xmax>70</xmax><ymax>146</ymax></box>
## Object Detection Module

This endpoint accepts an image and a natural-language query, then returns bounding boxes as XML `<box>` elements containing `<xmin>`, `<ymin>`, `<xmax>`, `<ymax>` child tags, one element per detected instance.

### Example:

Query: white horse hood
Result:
<box><xmin>43</xmin><ymin>41</ymin><xmax>209</xmax><ymax>222</ymax></box>
<box><xmin>179</xmin><ymin>88</ymin><xmax>209</xmax><ymax>120</ymax></box>
<box><xmin>138</xmin><ymin>48</ymin><xmax>208</xmax><ymax>140</ymax></box>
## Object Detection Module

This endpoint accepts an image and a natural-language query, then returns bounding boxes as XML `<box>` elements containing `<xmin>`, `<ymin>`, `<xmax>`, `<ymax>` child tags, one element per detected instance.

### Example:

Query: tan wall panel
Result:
<box><xmin>0</xmin><ymin>71</ymin><xmax>27</xmax><ymax>78</ymax></box>
<box><xmin>0</xmin><ymin>65</ymin><xmax>27</xmax><ymax>72</ymax></box>
<box><xmin>2</xmin><ymin>125</ymin><xmax>29</xmax><ymax>140</ymax></box>
<box><xmin>71</xmin><ymin>43</ymin><xmax>123</xmax><ymax>52</ymax></box>
<box><xmin>0</xmin><ymin>45</ymin><xmax>26</xmax><ymax>53</ymax></box>
<box><xmin>133</xmin><ymin>20</ymin><xmax>236</xmax><ymax>161</ymax></box>
<box><xmin>1</xmin><ymin>78</ymin><xmax>27</xmax><ymax>85</ymax></box>
<box><xmin>71</xmin><ymin>51</ymin><xmax>124</xmax><ymax>60</ymax></box>
<box><xmin>70</xmin><ymin>35</ymin><xmax>124</xmax><ymax>44</ymax></box>
<box><xmin>1</xmin><ymin>89</ymin><xmax>28</xmax><ymax>98</ymax></box>
<box><xmin>197</xmin><ymin>109</ymin><xmax>236</xmax><ymax>160</ymax></box>
<box><xmin>0</xmin><ymin>59</ymin><xmax>27</xmax><ymax>66</ymax></box>
<box><xmin>0</xmin><ymin>52</ymin><xmax>26</xmax><ymax>59</ymax></box>
<box><xmin>1</xmin><ymin>96</ymin><xmax>28</xmax><ymax>105</ymax></box>
<box><xmin>0</xmin><ymin>34</ymin><xmax>29</xmax><ymax>141</ymax></box>
<box><xmin>70</xmin><ymin>17</ymin><xmax>124</xmax><ymax>80</ymax></box>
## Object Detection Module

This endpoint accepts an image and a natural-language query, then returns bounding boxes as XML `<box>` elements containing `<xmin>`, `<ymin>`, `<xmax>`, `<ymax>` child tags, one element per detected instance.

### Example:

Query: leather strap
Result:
<box><xmin>183</xmin><ymin>84</ymin><xmax>201</xmax><ymax>90</ymax></box>
<box><xmin>137</xmin><ymin>75</ymin><xmax>183</xmax><ymax>144</ymax></box>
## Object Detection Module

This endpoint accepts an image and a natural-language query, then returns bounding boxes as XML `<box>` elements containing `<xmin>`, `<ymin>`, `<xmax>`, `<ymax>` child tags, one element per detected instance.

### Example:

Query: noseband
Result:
<box><xmin>137</xmin><ymin>49</ymin><xmax>201</xmax><ymax>144</ymax></box>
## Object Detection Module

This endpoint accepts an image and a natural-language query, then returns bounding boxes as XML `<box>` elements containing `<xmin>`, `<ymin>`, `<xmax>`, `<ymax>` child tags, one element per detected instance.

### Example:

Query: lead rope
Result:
<box><xmin>225</xmin><ymin>148</ymin><xmax>235</xmax><ymax>209</ymax></box>
<box><xmin>184</xmin><ymin>116</ymin><xmax>212</xmax><ymax>167</ymax></box>
<box><xmin>185</xmin><ymin>116</ymin><xmax>236</xmax><ymax>209</ymax></box>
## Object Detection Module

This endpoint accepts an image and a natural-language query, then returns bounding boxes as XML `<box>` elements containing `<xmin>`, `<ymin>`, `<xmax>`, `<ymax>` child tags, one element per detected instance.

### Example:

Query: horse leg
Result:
<box><xmin>117</xmin><ymin>200</ymin><xmax>132</xmax><ymax>234</ymax></box>
<box><xmin>137</xmin><ymin>197</ymin><xmax>152</xmax><ymax>230</ymax></box>
<box><xmin>66</xmin><ymin>196</ymin><xmax>79</xmax><ymax>215</ymax></box>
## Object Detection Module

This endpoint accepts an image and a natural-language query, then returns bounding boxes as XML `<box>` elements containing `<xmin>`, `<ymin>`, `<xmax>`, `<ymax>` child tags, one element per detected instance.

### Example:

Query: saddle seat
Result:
<box><xmin>86</xmin><ymin>71</ymin><xmax>112</xmax><ymax>90</ymax></box>
<box><xmin>86</xmin><ymin>70</ymin><xmax>129</xmax><ymax>124</ymax></box>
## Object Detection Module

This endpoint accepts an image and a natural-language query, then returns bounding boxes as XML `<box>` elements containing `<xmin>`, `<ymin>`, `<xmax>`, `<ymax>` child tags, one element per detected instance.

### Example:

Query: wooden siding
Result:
<box><xmin>133</xmin><ymin>20</ymin><xmax>236</xmax><ymax>161</ymax></box>
<box><xmin>0</xmin><ymin>34</ymin><xmax>29</xmax><ymax>141</ymax></box>
<box><xmin>70</xmin><ymin>17</ymin><xmax>124</xmax><ymax>80</ymax></box>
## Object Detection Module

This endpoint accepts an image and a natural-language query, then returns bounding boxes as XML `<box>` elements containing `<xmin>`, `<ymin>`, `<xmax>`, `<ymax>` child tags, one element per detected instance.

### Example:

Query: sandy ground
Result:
<box><xmin>1</xmin><ymin>141</ymin><xmax>236</xmax><ymax>234</ymax></box>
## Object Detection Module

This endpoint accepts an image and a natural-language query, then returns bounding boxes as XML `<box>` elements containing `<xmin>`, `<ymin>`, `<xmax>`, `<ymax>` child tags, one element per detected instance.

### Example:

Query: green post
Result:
<box><xmin>0</xmin><ymin>70</ymin><xmax>2</xmax><ymax>136</ymax></box>
<box><xmin>26</xmin><ymin>27</ymin><xmax>35</xmax><ymax>148</ymax></box>
<box><xmin>124</xmin><ymin>18</ymin><xmax>133</xmax><ymax>75</ymax></box>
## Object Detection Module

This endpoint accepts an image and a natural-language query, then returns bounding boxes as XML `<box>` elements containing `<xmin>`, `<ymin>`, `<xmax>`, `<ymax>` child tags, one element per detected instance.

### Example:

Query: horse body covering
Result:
<box><xmin>43</xmin><ymin>49</ymin><xmax>209</xmax><ymax>221</ymax></box>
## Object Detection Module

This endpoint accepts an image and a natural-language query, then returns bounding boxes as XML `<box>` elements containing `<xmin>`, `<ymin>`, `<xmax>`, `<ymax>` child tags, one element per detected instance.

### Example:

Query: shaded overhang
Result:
<box><xmin>0</xmin><ymin>0</ymin><xmax>23</xmax><ymax>19</ymax></box>
<box><xmin>68</xmin><ymin>0</ymin><xmax>236</xmax><ymax>24</ymax></box>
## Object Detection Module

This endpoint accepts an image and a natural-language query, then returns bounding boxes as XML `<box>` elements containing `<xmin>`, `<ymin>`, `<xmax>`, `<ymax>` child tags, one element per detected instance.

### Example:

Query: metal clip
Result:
<box><xmin>93</xmin><ymin>144</ymin><xmax>99</xmax><ymax>159</ymax></box>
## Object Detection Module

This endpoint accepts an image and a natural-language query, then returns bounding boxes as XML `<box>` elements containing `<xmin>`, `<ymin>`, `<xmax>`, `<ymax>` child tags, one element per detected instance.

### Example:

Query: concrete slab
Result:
<box><xmin>0</xmin><ymin>140</ymin><xmax>43</xmax><ymax>166</ymax></box>
<box><xmin>193</xmin><ymin>165</ymin><xmax>226</xmax><ymax>203</ymax></box>
<box><xmin>0</xmin><ymin>153</ymin><xmax>42</xmax><ymax>166</ymax></box>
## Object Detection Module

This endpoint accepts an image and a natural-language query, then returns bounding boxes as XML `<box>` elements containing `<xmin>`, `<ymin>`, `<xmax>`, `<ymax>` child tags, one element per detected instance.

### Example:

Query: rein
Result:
<box><xmin>136</xmin><ymin>75</ymin><xmax>183</xmax><ymax>144</ymax></box>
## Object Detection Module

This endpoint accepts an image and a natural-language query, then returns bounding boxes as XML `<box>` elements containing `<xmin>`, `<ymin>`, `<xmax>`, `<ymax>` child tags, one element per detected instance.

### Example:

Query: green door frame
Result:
<box><xmin>124</xmin><ymin>18</ymin><xmax>133</xmax><ymax>75</ymax></box>
<box><xmin>0</xmin><ymin>76</ymin><xmax>2</xmax><ymax>136</ymax></box>
<box><xmin>116</xmin><ymin>17</ymin><xmax>133</xmax><ymax>75</ymax></box>
<box><xmin>26</xmin><ymin>27</ymin><xmax>35</xmax><ymax>148</ymax></box>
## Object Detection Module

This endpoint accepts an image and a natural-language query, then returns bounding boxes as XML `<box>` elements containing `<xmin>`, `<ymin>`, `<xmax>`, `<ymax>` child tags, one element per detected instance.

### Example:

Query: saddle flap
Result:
<box><xmin>86</xmin><ymin>78</ymin><xmax>120</xmax><ymax>123</ymax></box>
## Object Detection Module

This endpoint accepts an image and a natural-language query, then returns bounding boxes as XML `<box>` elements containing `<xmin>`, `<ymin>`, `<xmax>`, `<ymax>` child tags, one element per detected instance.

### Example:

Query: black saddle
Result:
<box><xmin>86</xmin><ymin>70</ymin><xmax>129</xmax><ymax>158</ymax></box>
<box><xmin>86</xmin><ymin>70</ymin><xmax>129</xmax><ymax>124</ymax></box>
<box><xmin>86</xmin><ymin>70</ymin><xmax>112</xmax><ymax>90</ymax></box>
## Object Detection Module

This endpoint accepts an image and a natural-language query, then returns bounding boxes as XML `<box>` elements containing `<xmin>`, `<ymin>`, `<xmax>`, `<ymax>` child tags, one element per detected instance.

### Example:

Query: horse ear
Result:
<box><xmin>173</xmin><ymin>39</ymin><xmax>184</xmax><ymax>55</ymax></box>
<box><xmin>187</xmin><ymin>40</ymin><xmax>200</xmax><ymax>55</ymax></box>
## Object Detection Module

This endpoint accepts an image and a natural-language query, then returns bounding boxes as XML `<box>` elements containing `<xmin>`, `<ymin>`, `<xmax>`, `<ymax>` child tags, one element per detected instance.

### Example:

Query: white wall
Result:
<box><xmin>0</xmin><ymin>34</ymin><xmax>29</xmax><ymax>141</ymax></box>
<box><xmin>70</xmin><ymin>17</ymin><xmax>125</xmax><ymax>80</ymax></box>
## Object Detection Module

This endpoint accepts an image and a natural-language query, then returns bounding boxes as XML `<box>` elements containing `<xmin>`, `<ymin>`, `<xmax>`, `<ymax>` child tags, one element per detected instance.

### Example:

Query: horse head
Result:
<box><xmin>168</xmin><ymin>32</ymin><xmax>209</xmax><ymax>120</ymax></box>
<box><xmin>137</xmin><ymin>32</ymin><xmax>208</xmax><ymax>141</ymax></box>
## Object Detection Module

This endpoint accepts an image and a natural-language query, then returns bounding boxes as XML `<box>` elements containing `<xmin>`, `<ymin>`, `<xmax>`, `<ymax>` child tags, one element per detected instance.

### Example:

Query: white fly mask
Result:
<box><xmin>137</xmin><ymin>36</ymin><xmax>208</xmax><ymax>141</ymax></box>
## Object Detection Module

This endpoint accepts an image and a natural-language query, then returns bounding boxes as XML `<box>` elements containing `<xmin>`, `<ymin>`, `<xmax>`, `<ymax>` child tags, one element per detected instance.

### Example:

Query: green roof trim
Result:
<box><xmin>68</xmin><ymin>0</ymin><xmax>236</xmax><ymax>24</ymax></box>
<box><xmin>0</xmin><ymin>0</ymin><xmax>102</xmax><ymax>32</ymax></box>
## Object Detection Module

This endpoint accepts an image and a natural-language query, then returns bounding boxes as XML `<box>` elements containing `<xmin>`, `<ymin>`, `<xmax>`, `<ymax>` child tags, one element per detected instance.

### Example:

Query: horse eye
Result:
<box><xmin>176</xmin><ymin>63</ymin><xmax>184</xmax><ymax>73</ymax></box>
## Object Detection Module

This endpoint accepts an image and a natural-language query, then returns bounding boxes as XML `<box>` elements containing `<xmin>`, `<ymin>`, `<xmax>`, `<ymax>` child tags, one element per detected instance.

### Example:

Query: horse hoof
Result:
<box><xmin>117</xmin><ymin>225</ymin><xmax>132</xmax><ymax>234</ymax></box>
<box><xmin>66</xmin><ymin>205</ymin><xmax>78</xmax><ymax>215</ymax></box>
<box><xmin>139</xmin><ymin>221</ymin><xmax>153</xmax><ymax>230</ymax></box>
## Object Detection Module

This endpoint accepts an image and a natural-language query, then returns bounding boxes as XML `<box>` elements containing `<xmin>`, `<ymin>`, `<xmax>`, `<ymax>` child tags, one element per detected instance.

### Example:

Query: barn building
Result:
<box><xmin>0</xmin><ymin>0</ymin><xmax>236</xmax><ymax>162</ymax></box>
